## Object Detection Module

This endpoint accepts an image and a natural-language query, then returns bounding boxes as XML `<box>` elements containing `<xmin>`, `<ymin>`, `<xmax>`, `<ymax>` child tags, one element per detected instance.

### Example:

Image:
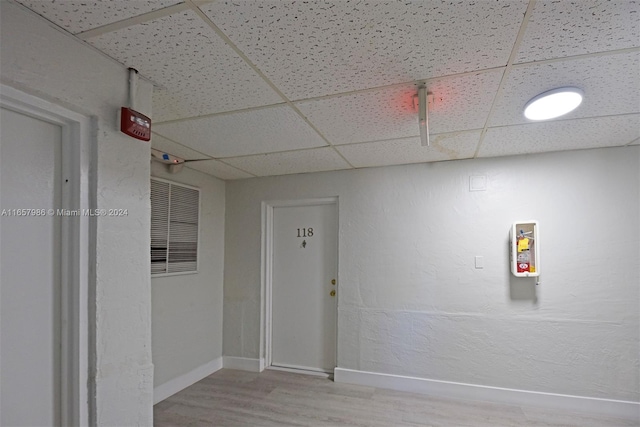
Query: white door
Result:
<box><xmin>0</xmin><ymin>107</ymin><xmax>62</xmax><ymax>426</ymax></box>
<box><xmin>271</xmin><ymin>201</ymin><xmax>338</xmax><ymax>373</ymax></box>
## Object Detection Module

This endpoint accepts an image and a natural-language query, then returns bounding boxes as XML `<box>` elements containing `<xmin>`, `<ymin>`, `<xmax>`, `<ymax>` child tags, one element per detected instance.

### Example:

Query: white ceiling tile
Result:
<box><xmin>202</xmin><ymin>0</ymin><xmax>527</xmax><ymax>100</ymax></box>
<box><xmin>185</xmin><ymin>160</ymin><xmax>254</xmax><ymax>180</ymax></box>
<box><xmin>337</xmin><ymin>131</ymin><xmax>481</xmax><ymax>168</ymax></box>
<box><xmin>297</xmin><ymin>85</ymin><xmax>418</xmax><ymax>145</ymax></box>
<box><xmin>15</xmin><ymin>0</ymin><xmax>182</xmax><ymax>34</ymax></box>
<box><xmin>223</xmin><ymin>148</ymin><xmax>351</xmax><ymax>177</ymax></box>
<box><xmin>490</xmin><ymin>52</ymin><xmax>640</xmax><ymax>127</ymax></box>
<box><xmin>629</xmin><ymin>139</ymin><xmax>640</xmax><ymax>146</ymax></box>
<box><xmin>154</xmin><ymin>106</ymin><xmax>327</xmax><ymax>158</ymax></box>
<box><xmin>479</xmin><ymin>115</ymin><xmax>640</xmax><ymax>158</ymax></box>
<box><xmin>87</xmin><ymin>10</ymin><xmax>282</xmax><ymax>121</ymax></box>
<box><xmin>151</xmin><ymin>133</ymin><xmax>210</xmax><ymax>160</ymax></box>
<box><xmin>151</xmin><ymin>90</ymin><xmax>202</xmax><ymax>124</ymax></box>
<box><xmin>426</xmin><ymin>71</ymin><xmax>504</xmax><ymax>134</ymax></box>
<box><xmin>515</xmin><ymin>0</ymin><xmax>640</xmax><ymax>63</ymax></box>
<box><xmin>297</xmin><ymin>71</ymin><xmax>501</xmax><ymax>144</ymax></box>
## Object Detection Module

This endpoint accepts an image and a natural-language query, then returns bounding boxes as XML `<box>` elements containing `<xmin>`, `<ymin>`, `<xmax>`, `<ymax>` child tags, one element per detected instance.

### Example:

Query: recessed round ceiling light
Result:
<box><xmin>523</xmin><ymin>87</ymin><xmax>583</xmax><ymax>121</ymax></box>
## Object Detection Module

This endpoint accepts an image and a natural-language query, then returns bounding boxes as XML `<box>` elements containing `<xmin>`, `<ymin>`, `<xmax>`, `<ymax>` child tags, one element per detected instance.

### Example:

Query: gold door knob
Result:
<box><xmin>331</xmin><ymin>279</ymin><xmax>336</xmax><ymax>285</ymax></box>
<box><xmin>330</xmin><ymin>290</ymin><xmax>336</xmax><ymax>297</ymax></box>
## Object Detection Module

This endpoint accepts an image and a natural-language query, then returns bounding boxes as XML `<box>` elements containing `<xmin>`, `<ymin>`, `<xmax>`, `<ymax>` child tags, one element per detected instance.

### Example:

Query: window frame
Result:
<box><xmin>150</xmin><ymin>176</ymin><xmax>201</xmax><ymax>277</ymax></box>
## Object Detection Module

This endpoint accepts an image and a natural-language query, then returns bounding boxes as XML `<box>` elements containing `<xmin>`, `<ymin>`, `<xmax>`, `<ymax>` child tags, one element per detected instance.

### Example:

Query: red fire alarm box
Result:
<box><xmin>120</xmin><ymin>107</ymin><xmax>151</xmax><ymax>141</ymax></box>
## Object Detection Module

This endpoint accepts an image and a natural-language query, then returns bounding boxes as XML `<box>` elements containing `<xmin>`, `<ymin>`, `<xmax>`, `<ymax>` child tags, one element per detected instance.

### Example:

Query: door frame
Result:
<box><xmin>261</xmin><ymin>197</ymin><xmax>339</xmax><ymax>374</ymax></box>
<box><xmin>0</xmin><ymin>84</ymin><xmax>92</xmax><ymax>426</ymax></box>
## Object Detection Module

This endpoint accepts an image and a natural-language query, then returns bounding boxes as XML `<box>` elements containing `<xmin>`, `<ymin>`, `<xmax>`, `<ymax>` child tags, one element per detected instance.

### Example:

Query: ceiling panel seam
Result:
<box><xmin>512</xmin><ymin>46</ymin><xmax>640</xmax><ymax>69</ymax></box>
<box><xmin>212</xmin><ymin>129</ymin><xmax>483</xmax><ymax>160</ymax></box>
<box><xmin>185</xmin><ymin>160</ymin><xmax>258</xmax><ymax>178</ymax></box>
<box><xmin>328</xmin><ymin>145</ymin><xmax>356</xmax><ymax>169</ymax></box>
<box><xmin>185</xmin><ymin>0</ymin><xmax>288</xmax><ymax>103</ymax></box>
<box><xmin>217</xmin><ymin>145</ymin><xmax>348</xmax><ymax>161</ymax></box>
<box><xmin>76</xmin><ymin>2</ymin><xmax>190</xmax><ymax>40</ymax></box>
<box><xmin>151</xmin><ymin>131</ymin><xmax>214</xmax><ymax>160</ymax></box>
<box><xmin>153</xmin><ymin>127</ymin><xmax>353</xmax><ymax>168</ymax></box>
<box><xmin>329</xmin><ymin>130</ymin><xmax>485</xmax><ymax>149</ymax></box>
<box><xmin>154</xmin><ymin>102</ymin><xmax>288</xmax><ymax>125</ymax></box>
<box><xmin>473</xmin><ymin>0</ymin><xmax>538</xmax><ymax>159</ymax></box>
<box><xmin>210</xmin><ymin>160</ymin><xmax>257</xmax><ymax>177</ymax></box>
<box><xmin>184</xmin><ymin>0</ymin><xmax>345</xmax><ymax>161</ymax></box>
<box><xmin>486</xmin><ymin>112</ymin><xmax>640</xmax><ymax>131</ymax></box>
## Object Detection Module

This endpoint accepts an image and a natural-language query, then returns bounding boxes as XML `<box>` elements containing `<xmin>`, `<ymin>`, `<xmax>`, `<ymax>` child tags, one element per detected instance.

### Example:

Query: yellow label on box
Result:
<box><xmin>518</xmin><ymin>237</ymin><xmax>529</xmax><ymax>252</ymax></box>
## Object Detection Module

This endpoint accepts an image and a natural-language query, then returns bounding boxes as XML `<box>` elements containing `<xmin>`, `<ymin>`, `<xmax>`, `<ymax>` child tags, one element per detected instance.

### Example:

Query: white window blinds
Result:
<box><xmin>151</xmin><ymin>178</ymin><xmax>200</xmax><ymax>275</ymax></box>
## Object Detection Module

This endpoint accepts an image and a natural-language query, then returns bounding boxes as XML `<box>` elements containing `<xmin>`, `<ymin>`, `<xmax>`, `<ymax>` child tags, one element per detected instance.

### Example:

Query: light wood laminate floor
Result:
<box><xmin>154</xmin><ymin>369</ymin><xmax>636</xmax><ymax>427</ymax></box>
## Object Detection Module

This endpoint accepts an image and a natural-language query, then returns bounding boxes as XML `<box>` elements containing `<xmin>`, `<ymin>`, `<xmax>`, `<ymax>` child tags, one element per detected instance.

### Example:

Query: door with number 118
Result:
<box><xmin>271</xmin><ymin>201</ymin><xmax>338</xmax><ymax>373</ymax></box>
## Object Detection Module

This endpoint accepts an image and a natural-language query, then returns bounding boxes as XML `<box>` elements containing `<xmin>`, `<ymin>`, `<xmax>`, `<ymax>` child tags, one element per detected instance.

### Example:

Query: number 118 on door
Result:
<box><xmin>297</xmin><ymin>228</ymin><xmax>314</xmax><ymax>237</ymax></box>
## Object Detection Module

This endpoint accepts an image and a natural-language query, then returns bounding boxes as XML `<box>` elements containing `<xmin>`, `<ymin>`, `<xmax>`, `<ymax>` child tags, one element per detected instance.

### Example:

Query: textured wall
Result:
<box><xmin>1</xmin><ymin>2</ymin><xmax>154</xmax><ymax>424</ymax></box>
<box><xmin>151</xmin><ymin>162</ymin><xmax>225</xmax><ymax>387</ymax></box>
<box><xmin>225</xmin><ymin>146</ymin><xmax>639</xmax><ymax>401</ymax></box>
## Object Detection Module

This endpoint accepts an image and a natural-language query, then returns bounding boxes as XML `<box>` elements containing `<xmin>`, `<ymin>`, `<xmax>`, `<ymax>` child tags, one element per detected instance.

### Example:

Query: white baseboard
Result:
<box><xmin>267</xmin><ymin>365</ymin><xmax>331</xmax><ymax>378</ymax></box>
<box><xmin>153</xmin><ymin>357</ymin><xmax>223</xmax><ymax>404</ymax></box>
<box><xmin>334</xmin><ymin>368</ymin><xmax>639</xmax><ymax>421</ymax></box>
<box><xmin>223</xmin><ymin>356</ymin><xmax>265</xmax><ymax>372</ymax></box>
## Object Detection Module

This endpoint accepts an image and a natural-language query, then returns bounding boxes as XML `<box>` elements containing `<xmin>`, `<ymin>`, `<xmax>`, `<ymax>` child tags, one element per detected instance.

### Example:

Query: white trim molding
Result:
<box><xmin>267</xmin><ymin>365</ymin><xmax>331</xmax><ymax>378</ymax></box>
<box><xmin>334</xmin><ymin>368</ymin><xmax>640</xmax><ymax>421</ymax></box>
<box><xmin>153</xmin><ymin>357</ymin><xmax>223</xmax><ymax>404</ymax></box>
<box><xmin>261</xmin><ymin>197</ymin><xmax>339</xmax><ymax>372</ymax></box>
<box><xmin>223</xmin><ymin>356</ymin><xmax>265</xmax><ymax>372</ymax></box>
<box><xmin>1</xmin><ymin>84</ymin><xmax>93</xmax><ymax>427</ymax></box>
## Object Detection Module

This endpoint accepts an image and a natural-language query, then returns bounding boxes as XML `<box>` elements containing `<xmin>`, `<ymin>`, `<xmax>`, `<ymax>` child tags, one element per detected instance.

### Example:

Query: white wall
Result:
<box><xmin>224</xmin><ymin>146</ymin><xmax>639</xmax><ymax>402</ymax></box>
<box><xmin>151</xmin><ymin>162</ymin><xmax>225</xmax><ymax>388</ymax></box>
<box><xmin>1</xmin><ymin>2</ymin><xmax>154</xmax><ymax>424</ymax></box>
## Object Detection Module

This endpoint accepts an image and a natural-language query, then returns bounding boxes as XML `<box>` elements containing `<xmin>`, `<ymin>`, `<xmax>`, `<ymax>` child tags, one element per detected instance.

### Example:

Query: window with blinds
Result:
<box><xmin>151</xmin><ymin>178</ymin><xmax>200</xmax><ymax>275</ymax></box>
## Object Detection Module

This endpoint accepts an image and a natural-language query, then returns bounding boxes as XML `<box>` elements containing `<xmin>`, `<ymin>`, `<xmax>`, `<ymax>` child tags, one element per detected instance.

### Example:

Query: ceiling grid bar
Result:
<box><xmin>205</xmin><ymin>160</ymin><xmax>258</xmax><ymax>178</ymax></box>
<box><xmin>155</xmin><ymin>103</ymin><xmax>288</xmax><ymax>126</ymax></box>
<box><xmin>184</xmin><ymin>0</ymin><xmax>357</xmax><ymax>169</ymax></box>
<box><xmin>512</xmin><ymin>46</ymin><xmax>640</xmax><ymax>69</ymax></box>
<box><xmin>76</xmin><ymin>2</ymin><xmax>191</xmax><ymax>40</ymax></box>
<box><xmin>151</xmin><ymin>131</ymin><xmax>214</xmax><ymax>160</ymax></box>
<box><xmin>473</xmin><ymin>0</ymin><xmax>538</xmax><ymax>158</ymax></box>
<box><xmin>625</xmin><ymin>138</ymin><xmax>640</xmax><ymax>146</ymax></box>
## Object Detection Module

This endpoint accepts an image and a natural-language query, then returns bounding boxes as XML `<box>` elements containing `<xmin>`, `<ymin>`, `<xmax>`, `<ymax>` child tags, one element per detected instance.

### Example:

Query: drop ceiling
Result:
<box><xmin>15</xmin><ymin>0</ymin><xmax>640</xmax><ymax>180</ymax></box>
